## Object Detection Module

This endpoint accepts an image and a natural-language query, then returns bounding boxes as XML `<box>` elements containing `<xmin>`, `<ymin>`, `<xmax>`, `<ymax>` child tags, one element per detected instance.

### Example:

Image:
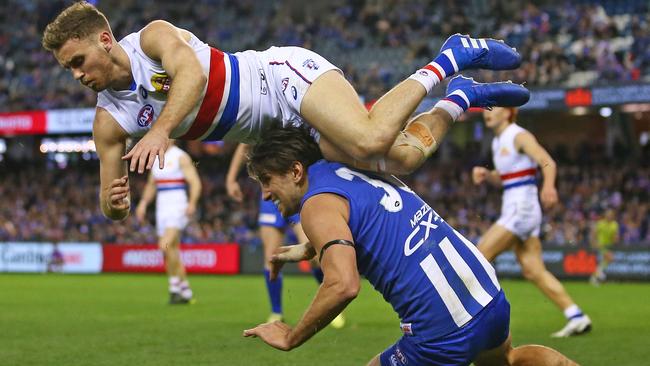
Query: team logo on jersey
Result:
<box><xmin>499</xmin><ymin>147</ymin><xmax>510</xmax><ymax>156</ymax></box>
<box><xmin>281</xmin><ymin>77</ymin><xmax>289</xmax><ymax>92</ymax></box>
<box><xmin>302</xmin><ymin>58</ymin><xmax>319</xmax><ymax>70</ymax></box>
<box><xmin>291</xmin><ymin>86</ymin><xmax>298</xmax><ymax>100</ymax></box>
<box><xmin>151</xmin><ymin>73</ymin><xmax>171</xmax><ymax>93</ymax></box>
<box><xmin>137</xmin><ymin>104</ymin><xmax>155</xmax><ymax>127</ymax></box>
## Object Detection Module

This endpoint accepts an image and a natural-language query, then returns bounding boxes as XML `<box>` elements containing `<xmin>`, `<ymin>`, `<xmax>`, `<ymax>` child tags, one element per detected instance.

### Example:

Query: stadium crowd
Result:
<box><xmin>0</xmin><ymin>0</ymin><xmax>648</xmax><ymax>247</ymax></box>
<box><xmin>1</xmin><ymin>0</ymin><xmax>650</xmax><ymax>112</ymax></box>
<box><xmin>1</xmin><ymin>143</ymin><xmax>648</xmax><ymax>247</ymax></box>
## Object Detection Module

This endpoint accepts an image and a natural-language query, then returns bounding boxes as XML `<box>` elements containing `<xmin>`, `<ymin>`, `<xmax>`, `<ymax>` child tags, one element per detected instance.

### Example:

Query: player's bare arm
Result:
<box><xmin>135</xmin><ymin>173</ymin><xmax>156</xmax><ymax>222</ymax></box>
<box><xmin>179</xmin><ymin>152</ymin><xmax>202</xmax><ymax>216</ymax></box>
<box><xmin>244</xmin><ymin>193</ymin><xmax>359</xmax><ymax>350</ymax></box>
<box><xmin>94</xmin><ymin>107</ymin><xmax>131</xmax><ymax>220</ymax></box>
<box><xmin>269</xmin><ymin>242</ymin><xmax>317</xmax><ymax>281</ymax></box>
<box><xmin>225</xmin><ymin>144</ymin><xmax>249</xmax><ymax>202</ymax></box>
<box><xmin>122</xmin><ymin>20</ymin><xmax>207</xmax><ymax>173</ymax></box>
<box><xmin>472</xmin><ymin>166</ymin><xmax>502</xmax><ymax>186</ymax></box>
<box><xmin>515</xmin><ymin>131</ymin><xmax>558</xmax><ymax>208</ymax></box>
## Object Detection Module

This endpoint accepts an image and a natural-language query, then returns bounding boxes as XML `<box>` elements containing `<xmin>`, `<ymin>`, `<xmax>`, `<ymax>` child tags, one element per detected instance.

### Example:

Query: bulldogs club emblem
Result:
<box><xmin>302</xmin><ymin>59</ymin><xmax>319</xmax><ymax>70</ymax></box>
<box><xmin>137</xmin><ymin>104</ymin><xmax>155</xmax><ymax>127</ymax></box>
<box><xmin>150</xmin><ymin>73</ymin><xmax>171</xmax><ymax>93</ymax></box>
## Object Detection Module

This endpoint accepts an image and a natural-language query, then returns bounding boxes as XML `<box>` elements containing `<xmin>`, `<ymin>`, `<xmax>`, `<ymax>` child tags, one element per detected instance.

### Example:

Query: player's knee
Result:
<box><xmin>352</xmin><ymin>135</ymin><xmax>394</xmax><ymax>161</ymax></box>
<box><xmin>521</xmin><ymin>265</ymin><xmax>543</xmax><ymax>282</ymax></box>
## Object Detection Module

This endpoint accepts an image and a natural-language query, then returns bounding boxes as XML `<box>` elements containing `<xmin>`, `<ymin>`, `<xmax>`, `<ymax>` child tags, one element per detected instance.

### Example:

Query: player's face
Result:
<box><xmin>483</xmin><ymin>107</ymin><xmax>511</xmax><ymax>129</ymax></box>
<box><xmin>54</xmin><ymin>34</ymin><xmax>113</xmax><ymax>92</ymax></box>
<box><xmin>259</xmin><ymin>170</ymin><xmax>303</xmax><ymax>218</ymax></box>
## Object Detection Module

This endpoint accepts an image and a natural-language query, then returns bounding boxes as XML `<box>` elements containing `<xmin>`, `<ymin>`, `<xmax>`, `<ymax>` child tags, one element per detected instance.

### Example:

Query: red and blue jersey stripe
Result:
<box><xmin>500</xmin><ymin>168</ymin><xmax>537</xmax><ymax>189</ymax></box>
<box><xmin>180</xmin><ymin>48</ymin><xmax>240</xmax><ymax>141</ymax></box>
<box><xmin>156</xmin><ymin>178</ymin><xmax>186</xmax><ymax>192</ymax></box>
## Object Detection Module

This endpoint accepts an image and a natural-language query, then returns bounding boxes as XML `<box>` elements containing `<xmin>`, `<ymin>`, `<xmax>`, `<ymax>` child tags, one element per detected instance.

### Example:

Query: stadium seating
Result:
<box><xmin>1</xmin><ymin>0</ymin><xmax>649</xmax><ymax>112</ymax></box>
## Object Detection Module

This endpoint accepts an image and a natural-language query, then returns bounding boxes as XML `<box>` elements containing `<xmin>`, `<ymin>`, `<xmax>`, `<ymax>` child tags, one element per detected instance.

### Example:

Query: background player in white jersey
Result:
<box><xmin>42</xmin><ymin>2</ymin><xmax>530</xmax><ymax>222</ymax></box>
<box><xmin>472</xmin><ymin>107</ymin><xmax>591</xmax><ymax>337</ymax></box>
<box><xmin>243</xmin><ymin>126</ymin><xmax>577</xmax><ymax>366</ymax></box>
<box><xmin>135</xmin><ymin>142</ymin><xmax>202</xmax><ymax>304</ymax></box>
<box><xmin>226</xmin><ymin>144</ymin><xmax>345</xmax><ymax>328</ymax></box>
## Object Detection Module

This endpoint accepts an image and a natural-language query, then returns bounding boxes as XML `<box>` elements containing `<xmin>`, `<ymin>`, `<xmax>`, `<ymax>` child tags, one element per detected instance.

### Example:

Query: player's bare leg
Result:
<box><xmin>515</xmin><ymin>237</ymin><xmax>574</xmax><ymax>310</ymax></box>
<box><xmin>160</xmin><ymin>228</ymin><xmax>193</xmax><ymax>304</ymax></box>
<box><xmin>477</xmin><ymin>224</ymin><xmax>518</xmax><ymax>261</ymax></box>
<box><xmin>304</xmin><ymin>71</ymin><xmax>425</xmax><ymax>161</ymax></box>
<box><xmin>515</xmin><ymin>237</ymin><xmax>592</xmax><ymax>337</ymax></box>
<box><xmin>261</xmin><ymin>225</ymin><xmax>285</xmax><ymax>322</ymax></box>
<box><xmin>318</xmin><ymin>77</ymin><xmax>529</xmax><ymax>175</ymax></box>
<box><xmin>305</xmin><ymin>35</ymin><xmax>524</xmax><ymax>164</ymax></box>
<box><xmin>474</xmin><ymin>335</ymin><xmax>579</xmax><ymax>366</ymax></box>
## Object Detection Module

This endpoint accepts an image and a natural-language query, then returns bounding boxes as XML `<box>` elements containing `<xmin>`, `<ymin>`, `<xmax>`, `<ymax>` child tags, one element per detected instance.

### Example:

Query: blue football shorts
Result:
<box><xmin>380</xmin><ymin>290</ymin><xmax>510</xmax><ymax>366</ymax></box>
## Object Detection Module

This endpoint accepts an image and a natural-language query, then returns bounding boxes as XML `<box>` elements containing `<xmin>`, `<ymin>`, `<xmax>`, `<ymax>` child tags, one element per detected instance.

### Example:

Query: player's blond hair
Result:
<box><xmin>42</xmin><ymin>1</ymin><xmax>111</xmax><ymax>51</ymax></box>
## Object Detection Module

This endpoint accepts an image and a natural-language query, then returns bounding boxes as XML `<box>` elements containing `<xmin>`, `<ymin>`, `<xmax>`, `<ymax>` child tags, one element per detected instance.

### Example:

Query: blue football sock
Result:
<box><xmin>264</xmin><ymin>269</ymin><xmax>283</xmax><ymax>314</ymax></box>
<box><xmin>312</xmin><ymin>268</ymin><xmax>324</xmax><ymax>284</ymax></box>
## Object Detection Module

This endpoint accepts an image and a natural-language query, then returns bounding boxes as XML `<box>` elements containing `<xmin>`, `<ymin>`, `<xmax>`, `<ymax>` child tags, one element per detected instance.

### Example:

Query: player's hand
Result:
<box><xmin>540</xmin><ymin>185</ymin><xmax>558</xmax><ymax>209</ymax></box>
<box><xmin>226</xmin><ymin>179</ymin><xmax>244</xmax><ymax>202</ymax></box>
<box><xmin>270</xmin><ymin>243</ymin><xmax>316</xmax><ymax>280</ymax></box>
<box><xmin>122</xmin><ymin>129</ymin><xmax>170</xmax><ymax>174</ymax></box>
<box><xmin>243</xmin><ymin>321</ymin><xmax>293</xmax><ymax>351</ymax></box>
<box><xmin>135</xmin><ymin>203</ymin><xmax>147</xmax><ymax>223</ymax></box>
<box><xmin>186</xmin><ymin>202</ymin><xmax>197</xmax><ymax>217</ymax></box>
<box><xmin>108</xmin><ymin>176</ymin><xmax>131</xmax><ymax>211</ymax></box>
<box><xmin>472</xmin><ymin>166</ymin><xmax>489</xmax><ymax>185</ymax></box>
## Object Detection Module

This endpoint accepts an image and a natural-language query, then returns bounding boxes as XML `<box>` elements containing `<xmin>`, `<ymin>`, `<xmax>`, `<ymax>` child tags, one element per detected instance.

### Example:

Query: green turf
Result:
<box><xmin>0</xmin><ymin>274</ymin><xmax>648</xmax><ymax>365</ymax></box>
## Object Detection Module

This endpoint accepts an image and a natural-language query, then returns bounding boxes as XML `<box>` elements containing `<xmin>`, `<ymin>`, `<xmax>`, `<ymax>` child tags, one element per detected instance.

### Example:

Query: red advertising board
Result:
<box><xmin>102</xmin><ymin>243</ymin><xmax>239</xmax><ymax>274</ymax></box>
<box><xmin>0</xmin><ymin>111</ymin><xmax>47</xmax><ymax>135</ymax></box>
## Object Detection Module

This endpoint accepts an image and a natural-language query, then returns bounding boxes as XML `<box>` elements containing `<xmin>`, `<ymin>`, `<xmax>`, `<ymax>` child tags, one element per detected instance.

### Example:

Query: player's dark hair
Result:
<box><xmin>247</xmin><ymin>123</ymin><xmax>322</xmax><ymax>182</ymax></box>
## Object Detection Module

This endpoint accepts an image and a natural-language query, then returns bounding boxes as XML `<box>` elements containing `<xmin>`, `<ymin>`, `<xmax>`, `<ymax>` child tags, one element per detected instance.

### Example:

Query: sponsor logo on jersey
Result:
<box><xmin>302</xmin><ymin>58</ymin><xmax>319</xmax><ymax>70</ymax></box>
<box><xmin>151</xmin><ymin>73</ymin><xmax>171</xmax><ymax>93</ymax></box>
<box><xmin>395</xmin><ymin>347</ymin><xmax>408</xmax><ymax>364</ymax></box>
<box><xmin>137</xmin><ymin>104</ymin><xmax>155</xmax><ymax>127</ymax></box>
<box><xmin>259</xmin><ymin>69</ymin><xmax>268</xmax><ymax>95</ymax></box>
<box><xmin>389</xmin><ymin>355</ymin><xmax>400</xmax><ymax>366</ymax></box>
<box><xmin>281</xmin><ymin>77</ymin><xmax>289</xmax><ymax>92</ymax></box>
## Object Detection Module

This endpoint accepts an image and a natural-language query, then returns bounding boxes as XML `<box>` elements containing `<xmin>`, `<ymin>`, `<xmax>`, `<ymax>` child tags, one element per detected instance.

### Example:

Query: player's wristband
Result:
<box><xmin>319</xmin><ymin>239</ymin><xmax>355</xmax><ymax>263</ymax></box>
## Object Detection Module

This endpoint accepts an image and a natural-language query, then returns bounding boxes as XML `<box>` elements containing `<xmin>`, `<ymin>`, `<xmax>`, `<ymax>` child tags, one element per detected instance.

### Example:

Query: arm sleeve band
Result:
<box><xmin>319</xmin><ymin>239</ymin><xmax>355</xmax><ymax>263</ymax></box>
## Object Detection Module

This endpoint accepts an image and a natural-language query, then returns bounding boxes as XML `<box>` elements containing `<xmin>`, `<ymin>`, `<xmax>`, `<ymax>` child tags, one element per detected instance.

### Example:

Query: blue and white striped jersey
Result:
<box><xmin>301</xmin><ymin>160</ymin><xmax>501</xmax><ymax>341</ymax></box>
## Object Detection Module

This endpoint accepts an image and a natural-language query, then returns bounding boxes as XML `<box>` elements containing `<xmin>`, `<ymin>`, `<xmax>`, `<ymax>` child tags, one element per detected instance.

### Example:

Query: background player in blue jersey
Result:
<box><xmin>226</xmin><ymin>143</ymin><xmax>345</xmax><ymax>327</ymax></box>
<box><xmin>243</xmin><ymin>127</ymin><xmax>577</xmax><ymax>366</ymax></box>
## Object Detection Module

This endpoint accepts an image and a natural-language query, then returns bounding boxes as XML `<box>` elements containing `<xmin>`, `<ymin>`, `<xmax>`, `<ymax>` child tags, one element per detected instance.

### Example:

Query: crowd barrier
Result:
<box><xmin>1</xmin><ymin>242</ymin><xmax>648</xmax><ymax>280</ymax></box>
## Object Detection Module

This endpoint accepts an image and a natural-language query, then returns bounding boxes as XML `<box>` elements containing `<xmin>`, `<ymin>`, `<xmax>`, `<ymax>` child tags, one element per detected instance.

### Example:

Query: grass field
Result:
<box><xmin>1</xmin><ymin>274</ymin><xmax>649</xmax><ymax>366</ymax></box>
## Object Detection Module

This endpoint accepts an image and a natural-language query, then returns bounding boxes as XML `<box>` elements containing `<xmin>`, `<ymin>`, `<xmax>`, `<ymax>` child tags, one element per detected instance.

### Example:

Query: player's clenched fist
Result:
<box><xmin>472</xmin><ymin>166</ymin><xmax>489</xmax><ymax>185</ymax></box>
<box><xmin>540</xmin><ymin>185</ymin><xmax>559</xmax><ymax>209</ymax></box>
